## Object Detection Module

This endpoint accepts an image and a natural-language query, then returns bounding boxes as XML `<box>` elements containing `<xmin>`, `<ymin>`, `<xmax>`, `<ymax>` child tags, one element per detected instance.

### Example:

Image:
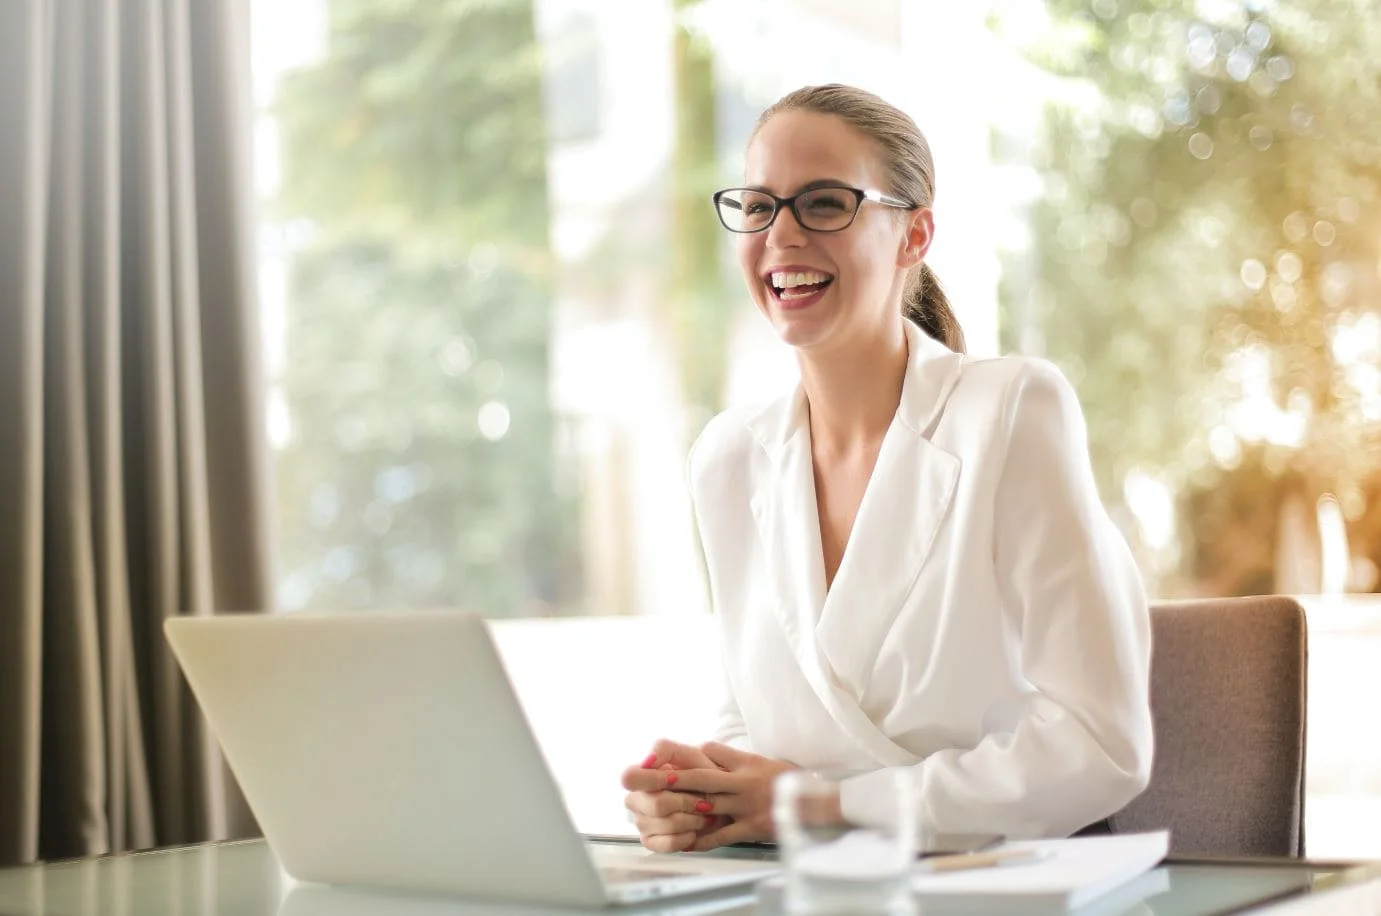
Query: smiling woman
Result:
<box><xmin>248</xmin><ymin>0</ymin><xmax>1381</xmax><ymax>862</ymax></box>
<box><xmin>621</xmin><ymin>83</ymin><xmax>1154</xmax><ymax>855</ymax></box>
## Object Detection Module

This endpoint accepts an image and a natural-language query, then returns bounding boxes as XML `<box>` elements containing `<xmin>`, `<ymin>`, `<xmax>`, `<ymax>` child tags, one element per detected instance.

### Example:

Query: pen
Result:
<box><xmin>915</xmin><ymin>849</ymin><xmax>1051</xmax><ymax>873</ymax></box>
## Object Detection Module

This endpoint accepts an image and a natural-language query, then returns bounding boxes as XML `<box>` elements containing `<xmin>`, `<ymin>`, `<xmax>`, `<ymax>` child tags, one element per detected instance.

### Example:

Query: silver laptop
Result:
<box><xmin>164</xmin><ymin>610</ymin><xmax>777</xmax><ymax>908</ymax></box>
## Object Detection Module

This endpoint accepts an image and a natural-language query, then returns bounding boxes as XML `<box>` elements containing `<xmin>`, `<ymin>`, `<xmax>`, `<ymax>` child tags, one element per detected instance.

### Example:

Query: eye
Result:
<box><xmin>743</xmin><ymin>200</ymin><xmax>774</xmax><ymax>215</ymax></box>
<box><xmin>803</xmin><ymin>190</ymin><xmax>851</xmax><ymax>212</ymax></box>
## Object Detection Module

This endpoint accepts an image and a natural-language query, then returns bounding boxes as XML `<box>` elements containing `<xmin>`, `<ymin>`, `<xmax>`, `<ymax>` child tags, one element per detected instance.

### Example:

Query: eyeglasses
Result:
<box><xmin>711</xmin><ymin>185</ymin><xmax>913</xmax><ymax>234</ymax></box>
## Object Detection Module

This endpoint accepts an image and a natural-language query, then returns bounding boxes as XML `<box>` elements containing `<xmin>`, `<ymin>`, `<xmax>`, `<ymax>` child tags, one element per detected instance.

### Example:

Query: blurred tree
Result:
<box><xmin>271</xmin><ymin>0</ymin><xmax>579</xmax><ymax>615</ymax></box>
<box><xmin>671</xmin><ymin>0</ymin><xmax>734</xmax><ymax>439</ymax></box>
<box><xmin>560</xmin><ymin>0</ymin><xmax>735</xmax><ymax>442</ymax></box>
<box><xmin>998</xmin><ymin>0</ymin><xmax>1381</xmax><ymax>596</ymax></box>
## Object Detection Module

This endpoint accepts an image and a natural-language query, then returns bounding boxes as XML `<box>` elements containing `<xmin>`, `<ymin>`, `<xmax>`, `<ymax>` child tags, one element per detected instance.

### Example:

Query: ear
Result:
<box><xmin>897</xmin><ymin>207</ymin><xmax>934</xmax><ymax>269</ymax></box>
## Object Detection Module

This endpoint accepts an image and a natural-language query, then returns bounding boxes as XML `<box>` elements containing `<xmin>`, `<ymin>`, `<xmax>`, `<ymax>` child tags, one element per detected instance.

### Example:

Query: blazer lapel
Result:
<box><xmin>747</xmin><ymin>388</ymin><xmax>827</xmax><ymax>671</ymax></box>
<box><xmin>816</xmin><ymin>322</ymin><xmax>965</xmax><ymax>702</ymax></box>
<box><xmin>750</xmin><ymin>427</ymin><xmax>919</xmax><ymax>766</ymax></box>
<box><xmin>745</xmin><ymin>323</ymin><xmax>965</xmax><ymax>767</ymax></box>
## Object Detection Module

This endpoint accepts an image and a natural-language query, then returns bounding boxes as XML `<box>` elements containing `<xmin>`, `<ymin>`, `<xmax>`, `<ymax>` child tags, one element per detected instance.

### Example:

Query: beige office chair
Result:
<box><xmin>1109</xmin><ymin>596</ymin><xmax>1308</xmax><ymax>857</ymax></box>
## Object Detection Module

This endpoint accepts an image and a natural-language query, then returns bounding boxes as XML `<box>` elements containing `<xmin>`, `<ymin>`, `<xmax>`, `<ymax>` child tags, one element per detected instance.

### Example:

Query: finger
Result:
<box><xmin>662</xmin><ymin>767</ymin><xmax>739</xmax><ymax>796</ymax></box>
<box><xmin>643</xmin><ymin>831</ymin><xmax>697</xmax><ymax>854</ymax></box>
<box><xmin>626</xmin><ymin>791</ymin><xmax>672</xmax><ymax>818</ymax></box>
<box><xmin>626</xmin><ymin>790</ymin><xmax>709</xmax><ymax>818</ymax></box>
<box><xmin>698</xmin><ymin>814</ymin><xmax>731</xmax><ymax>836</ymax></box>
<box><xmin>622</xmin><ymin>766</ymin><xmax>659</xmax><ymax>792</ymax></box>
<box><xmin>622</xmin><ymin>765</ymin><xmax>686</xmax><ymax>793</ymax></box>
<box><xmin>701</xmin><ymin>741</ymin><xmax>757</xmax><ymax>771</ymax></box>
<box><xmin>695</xmin><ymin>792</ymin><xmax>746</xmax><ymax>818</ymax></box>
<box><xmin>690</xmin><ymin>819</ymin><xmax>760</xmax><ymax>852</ymax></box>
<box><xmin>648</xmin><ymin>738</ymin><xmax>716</xmax><ymax>771</ymax></box>
<box><xmin>631</xmin><ymin>812</ymin><xmax>710</xmax><ymax>836</ymax></box>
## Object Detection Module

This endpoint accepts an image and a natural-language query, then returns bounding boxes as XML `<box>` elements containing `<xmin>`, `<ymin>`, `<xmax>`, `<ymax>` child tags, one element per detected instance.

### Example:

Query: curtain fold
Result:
<box><xmin>0</xmin><ymin>0</ymin><xmax>270</xmax><ymax>867</ymax></box>
<box><xmin>0</xmin><ymin>0</ymin><xmax>52</xmax><ymax>870</ymax></box>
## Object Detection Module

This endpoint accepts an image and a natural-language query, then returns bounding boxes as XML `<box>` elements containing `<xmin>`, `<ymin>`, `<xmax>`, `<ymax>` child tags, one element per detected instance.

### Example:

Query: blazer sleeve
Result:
<box><xmin>686</xmin><ymin>423</ymin><xmax>752</xmax><ymax>752</ymax></box>
<box><xmin>842</xmin><ymin>359</ymin><xmax>1154</xmax><ymax>838</ymax></box>
<box><xmin>710</xmin><ymin>671</ymin><xmax>751</xmax><ymax>750</ymax></box>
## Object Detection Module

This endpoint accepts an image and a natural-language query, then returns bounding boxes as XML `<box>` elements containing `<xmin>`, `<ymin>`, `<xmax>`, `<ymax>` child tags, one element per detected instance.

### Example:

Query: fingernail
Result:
<box><xmin>694</xmin><ymin>800</ymin><xmax>712</xmax><ymax>814</ymax></box>
<box><xmin>665</xmin><ymin>771</ymin><xmax>679</xmax><ymax>787</ymax></box>
<box><xmin>641</xmin><ymin>754</ymin><xmax>657</xmax><ymax>768</ymax></box>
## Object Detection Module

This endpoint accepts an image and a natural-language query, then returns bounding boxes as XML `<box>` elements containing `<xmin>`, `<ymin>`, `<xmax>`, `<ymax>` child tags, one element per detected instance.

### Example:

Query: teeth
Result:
<box><xmin>771</xmin><ymin>270</ymin><xmax>831</xmax><ymax>289</ymax></box>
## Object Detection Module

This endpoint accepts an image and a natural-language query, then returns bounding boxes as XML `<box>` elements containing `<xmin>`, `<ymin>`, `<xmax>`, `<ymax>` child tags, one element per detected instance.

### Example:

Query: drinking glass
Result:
<box><xmin>772</xmin><ymin>769</ymin><xmax>918</xmax><ymax>915</ymax></box>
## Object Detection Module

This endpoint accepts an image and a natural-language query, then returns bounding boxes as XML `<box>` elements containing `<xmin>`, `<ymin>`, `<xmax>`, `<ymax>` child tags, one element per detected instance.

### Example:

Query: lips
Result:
<box><xmin>763</xmin><ymin>265</ymin><xmax>835</xmax><ymax>311</ymax></box>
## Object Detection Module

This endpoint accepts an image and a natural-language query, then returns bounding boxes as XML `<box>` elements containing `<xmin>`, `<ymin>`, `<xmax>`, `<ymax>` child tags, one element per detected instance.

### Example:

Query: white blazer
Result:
<box><xmin>688</xmin><ymin>318</ymin><xmax>1154</xmax><ymax>839</ymax></box>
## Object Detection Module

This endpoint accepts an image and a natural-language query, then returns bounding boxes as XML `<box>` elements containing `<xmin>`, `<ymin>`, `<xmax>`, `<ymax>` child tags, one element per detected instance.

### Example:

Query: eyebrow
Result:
<box><xmin>744</xmin><ymin>178</ymin><xmax>856</xmax><ymax>195</ymax></box>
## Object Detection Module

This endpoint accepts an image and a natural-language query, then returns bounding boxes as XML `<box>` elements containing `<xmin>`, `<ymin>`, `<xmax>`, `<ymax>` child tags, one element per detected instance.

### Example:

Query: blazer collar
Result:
<box><xmin>896</xmin><ymin>318</ymin><xmax>967</xmax><ymax>436</ymax></box>
<box><xmin>745</xmin><ymin>319</ymin><xmax>963</xmax><ymax>453</ymax></box>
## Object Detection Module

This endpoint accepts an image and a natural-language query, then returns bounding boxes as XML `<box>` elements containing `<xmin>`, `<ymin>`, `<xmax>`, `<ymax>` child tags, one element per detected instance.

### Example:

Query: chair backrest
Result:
<box><xmin>1109</xmin><ymin>596</ymin><xmax>1307</xmax><ymax>857</ymax></box>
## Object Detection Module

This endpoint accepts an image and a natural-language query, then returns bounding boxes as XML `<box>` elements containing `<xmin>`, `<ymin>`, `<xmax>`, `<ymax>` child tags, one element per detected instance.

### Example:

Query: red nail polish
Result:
<box><xmin>694</xmin><ymin>800</ymin><xmax>712</xmax><ymax>814</ymax></box>
<box><xmin>641</xmin><ymin>754</ymin><xmax>657</xmax><ymax>768</ymax></box>
<box><xmin>665</xmin><ymin>771</ymin><xmax>679</xmax><ymax>787</ymax></box>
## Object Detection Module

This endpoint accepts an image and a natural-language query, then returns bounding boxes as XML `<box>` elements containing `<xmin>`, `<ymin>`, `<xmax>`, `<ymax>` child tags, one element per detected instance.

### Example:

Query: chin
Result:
<box><xmin>755</xmin><ymin>290</ymin><xmax>845</xmax><ymax>351</ymax></box>
<box><xmin>768</xmin><ymin>313</ymin><xmax>834</xmax><ymax>351</ymax></box>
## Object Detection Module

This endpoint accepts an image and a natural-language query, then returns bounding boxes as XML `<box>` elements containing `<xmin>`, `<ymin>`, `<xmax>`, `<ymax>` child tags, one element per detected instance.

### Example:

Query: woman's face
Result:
<box><xmin>735</xmin><ymin>110</ymin><xmax>929</xmax><ymax>354</ymax></box>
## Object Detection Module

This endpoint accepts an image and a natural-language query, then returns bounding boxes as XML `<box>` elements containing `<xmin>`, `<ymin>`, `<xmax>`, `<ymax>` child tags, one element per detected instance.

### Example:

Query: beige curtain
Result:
<box><xmin>0</xmin><ymin>0</ymin><xmax>271</xmax><ymax>866</ymax></box>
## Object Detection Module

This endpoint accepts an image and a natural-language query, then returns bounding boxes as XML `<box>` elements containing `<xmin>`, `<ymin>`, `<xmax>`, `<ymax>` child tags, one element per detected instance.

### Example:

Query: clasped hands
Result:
<box><xmin>620</xmin><ymin>739</ymin><xmax>796</xmax><ymax>853</ymax></box>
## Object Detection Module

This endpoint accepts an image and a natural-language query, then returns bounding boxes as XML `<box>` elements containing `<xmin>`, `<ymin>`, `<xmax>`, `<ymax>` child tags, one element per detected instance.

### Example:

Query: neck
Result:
<box><xmin>798</xmin><ymin>320</ymin><xmax>909</xmax><ymax>457</ymax></box>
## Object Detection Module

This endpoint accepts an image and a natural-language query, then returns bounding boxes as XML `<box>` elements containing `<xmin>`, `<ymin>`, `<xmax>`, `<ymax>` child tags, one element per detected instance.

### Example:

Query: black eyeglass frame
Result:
<box><xmin>711</xmin><ymin>185</ymin><xmax>915</xmax><ymax>234</ymax></box>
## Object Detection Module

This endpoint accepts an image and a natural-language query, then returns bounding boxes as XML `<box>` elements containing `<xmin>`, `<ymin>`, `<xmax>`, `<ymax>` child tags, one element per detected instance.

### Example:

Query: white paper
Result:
<box><xmin>910</xmin><ymin>830</ymin><xmax>1170</xmax><ymax>914</ymax></box>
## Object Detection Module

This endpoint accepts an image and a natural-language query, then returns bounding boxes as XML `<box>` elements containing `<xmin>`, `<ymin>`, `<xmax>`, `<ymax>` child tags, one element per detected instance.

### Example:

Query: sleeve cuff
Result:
<box><xmin>839</xmin><ymin>766</ymin><xmax>933</xmax><ymax>840</ymax></box>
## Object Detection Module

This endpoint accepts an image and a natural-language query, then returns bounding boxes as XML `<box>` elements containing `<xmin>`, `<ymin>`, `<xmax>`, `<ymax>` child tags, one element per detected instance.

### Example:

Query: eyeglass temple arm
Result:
<box><xmin>863</xmin><ymin>189</ymin><xmax>914</xmax><ymax>209</ymax></box>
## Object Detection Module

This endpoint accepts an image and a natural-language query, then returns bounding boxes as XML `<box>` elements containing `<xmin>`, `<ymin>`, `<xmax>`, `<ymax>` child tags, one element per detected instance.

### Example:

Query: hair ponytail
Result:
<box><xmin>903</xmin><ymin>263</ymin><xmax>966</xmax><ymax>353</ymax></box>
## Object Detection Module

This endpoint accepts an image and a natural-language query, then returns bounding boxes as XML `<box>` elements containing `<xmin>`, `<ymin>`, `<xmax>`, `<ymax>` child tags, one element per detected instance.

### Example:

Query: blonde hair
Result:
<box><xmin>754</xmin><ymin>84</ymin><xmax>966</xmax><ymax>353</ymax></box>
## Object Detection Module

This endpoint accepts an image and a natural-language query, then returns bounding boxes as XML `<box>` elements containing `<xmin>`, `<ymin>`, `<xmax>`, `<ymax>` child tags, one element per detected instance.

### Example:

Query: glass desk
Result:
<box><xmin>1</xmin><ymin>839</ymin><xmax>1379</xmax><ymax>916</ymax></box>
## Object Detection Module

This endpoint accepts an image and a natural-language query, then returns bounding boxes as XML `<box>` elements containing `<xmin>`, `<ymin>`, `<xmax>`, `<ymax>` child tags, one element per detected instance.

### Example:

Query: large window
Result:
<box><xmin>250</xmin><ymin>0</ymin><xmax>1381</xmax><ymax>852</ymax></box>
<box><xmin>253</xmin><ymin>0</ymin><xmax>1379</xmax><ymax>618</ymax></box>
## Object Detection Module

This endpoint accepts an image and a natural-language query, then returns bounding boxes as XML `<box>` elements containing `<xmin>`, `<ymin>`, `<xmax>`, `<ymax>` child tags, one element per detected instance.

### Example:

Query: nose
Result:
<box><xmin>765</xmin><ymin>204</ymin><xmax>808</xmax><ymax>248</ymax></box>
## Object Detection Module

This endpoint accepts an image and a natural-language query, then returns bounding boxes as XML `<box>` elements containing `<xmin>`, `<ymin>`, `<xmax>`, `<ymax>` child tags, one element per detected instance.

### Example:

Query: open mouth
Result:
<box><xmin>767</xmin><ymin>269</ymin><xmax>834</xmax><ymax>304</ymax></box>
